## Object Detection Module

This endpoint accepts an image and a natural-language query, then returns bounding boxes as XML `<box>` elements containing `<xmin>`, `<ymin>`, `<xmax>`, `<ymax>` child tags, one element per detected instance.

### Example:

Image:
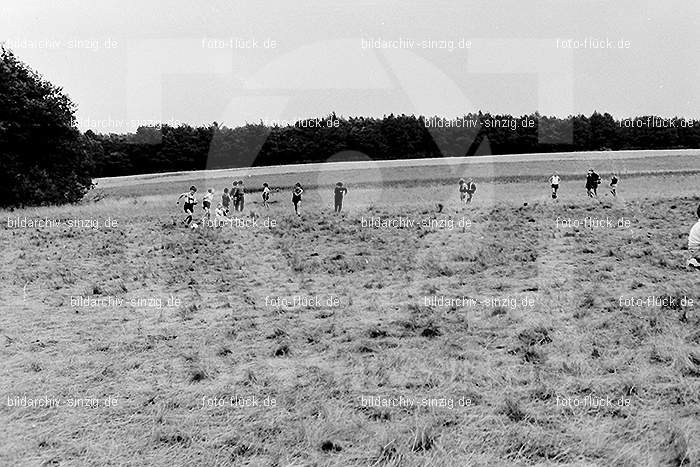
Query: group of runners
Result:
<box><xmin>176</xmin><ymin>170</ymin><xmax>620</xmax><ymax>224</ymax></box>
<box><xmin>547</xmin><ymin>169</ymin><xmax>618</xmax><ymax>200</ymax></box>
<box><xmin>456</xmin><ymin>169</ymin><xmax>618</xmax><ymax>206</ymax></box>
<box><xmin>176</xmin><ymin>180</ymin><xmax>350</xmax><ymax>226</ymax></box>
<box><xmin>173</xmin><ymin>173</ymin><xmax>700</xmax><ymax>270</ymax></box>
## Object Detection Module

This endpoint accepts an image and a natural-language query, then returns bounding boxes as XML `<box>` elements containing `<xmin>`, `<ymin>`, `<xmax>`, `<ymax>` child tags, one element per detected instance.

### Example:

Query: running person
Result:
<box><xmin>585</xmin><ymin>170</ymin><xmax>594</xmax><ymax>197</ymax></box>
<box><xmin>458</xmin><ymin>179</ymin><xmax>468</xmax><ymax>204</ymax></box>
<box><xmin>465</xmin><ymin>178</ymin><xmax>477</xmax><ymax>204</ymax></box>
<box><xmin>262</xmin><ymin>183</ymin><xmax>271</xmax><ymax>209</ymax></box>
<box><xmin>609</xmin><ymin>173</ymin><xmax>619</xmax><ymax>197</ymax></box>
<box><xmin>334</xmin><ymin>182</ymin><xmax>348</xmax><ymax>213</ymax></box>
<box><xmin>688</xmin><ymin>203</ymin><xmax>700</xmax><ymax>269</ymax></box>
<box><xmin>586</xmin><ymin>169</ymin><xmax>601</xmax><ymax>198</ymax></box>
<box><xmin>548</xmin><ymin>172</ymin><xmax>561</xmax><ymax>199</ymax></box>
<box><xmin>176</xmin><ymin>185</ymin><xmax>198</xmax><ymax>226</ymax></box>
<box><xmin>292</xmin><ymin>183</ymin><xmax>304</xmax><ymax>216</ymax></box>
<box><xmin>592</xmin><ymin>170</ymin><xmax>601</xmax><ymax>197</ymax></box>
<box><xmin>201</xmin><ymin>188</ymin><xmax>214</xmax><ymax>224</ymax></box>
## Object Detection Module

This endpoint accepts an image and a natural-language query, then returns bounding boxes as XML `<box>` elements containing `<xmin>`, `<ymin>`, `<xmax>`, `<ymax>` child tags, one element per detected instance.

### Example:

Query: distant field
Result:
<box><xmin>1</xmin><ymin>150</ymin><xmax>699</xmax><ymax>466</ymax></box>
<box><xmin>93</xmin><ymin>149</ymin><xmax>700</xmax><ymax>199</ymax></box>
<box><xmin>91</xmin><ymin>150</ymin><xmax>700</xmax><ymax>213</ymax></box>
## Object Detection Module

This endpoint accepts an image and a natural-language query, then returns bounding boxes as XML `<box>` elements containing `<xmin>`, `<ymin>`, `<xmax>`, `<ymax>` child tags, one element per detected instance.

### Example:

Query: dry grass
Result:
<box><xmin>1</xmin><ymin>157</ymin><xmax>699</xmax><ymax>466</ymax></box>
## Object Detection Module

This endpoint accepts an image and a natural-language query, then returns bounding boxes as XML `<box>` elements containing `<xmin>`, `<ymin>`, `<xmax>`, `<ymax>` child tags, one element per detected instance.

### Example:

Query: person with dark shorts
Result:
<box><xmin>201</xmin><ymin>188</ymin><xmax>214</xmax><ymax>224</ymax></box>
<box><xmin>334</xmin><ymin>182</ymin><xmax>348</xmax><ymax>213</ymax></box>
<box><xmin>176</xmin><ymin>185</ymin><xmax>198</xmax><ymax>226</ymax></box>
<box><xmin>585</xmin><ymin>170</ymin><xmax>594</xmax><ymax>197</ymax></box>
<box><xmin>292</xmin><ymin>183</ymin><xmax>304</xmax><ymax>216</ymax></box>
<box><xmin>465</xmin><ymin>178</ymin><xmax>477</xmax><ymax>204</ymax></box>
<box><xmin>458</xmin><ymin>179</ymin><xmax>468</xmax><ymax>205</ymax></box>
<box><xmin>262</xmin><ymin>183</ymin><xmax>271</xmax><ymax>209</ymax></box>
<box><xmin>222</xmin><ymin>188</ymin><xmax>231</xmax><ymax>215</ymax></box>
<box><xmin>548</xmin><ymin>172</ymin><xmax>560</xmax><ymax>199</ymax></box>
<box><xmin>592</xmin><ymin>170</ymin><xmax>601</xmax><ymax>197</ymax></box>
<box><xmin>586</xmin><ymin>169</ymin><xmax>601</xmax><ymax>198</ymax></box>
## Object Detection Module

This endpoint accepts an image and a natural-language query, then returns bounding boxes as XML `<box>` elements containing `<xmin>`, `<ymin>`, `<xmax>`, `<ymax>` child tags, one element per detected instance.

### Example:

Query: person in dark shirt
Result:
<box><xmin>586</xmin><ymin>169</ymin><xmax>601</xmax><ymax>198</ymax></box>
<box><xmin>221</xmin><ymin>188</ymin><xmax>231</xmax><ymax>215</ymax></box>
<box><xmin>465</xmin><ymin>178</ymin><xmax>477</xmax><ymax>204</ymax></box>
<box><xmin>292</xmin><ymin>183</ymin><xmax>304</xmax><ymax>216</ymax></box>
<box><xmin>334</xmin><ymin>182</ymin><xmax>348</xmax><ymax>213</ymax></box>
<box><xmin>609</xmin><ymin>173</ymin><xmax>619</xmax><ymax>197</ymax></box>
<box><xmin>231</xmin><ymin>181</ymin><xmax>240</xmax><ymax>211</ymax></box>
<box><xmin>458</xmin><ymin>179</ymin><xmax>468</xmax><ymax>204</ymax></box>
<box><xmin>261</xmin><ymin>183</ymin><xmax>271</xmax><ymax>209</ymax></box>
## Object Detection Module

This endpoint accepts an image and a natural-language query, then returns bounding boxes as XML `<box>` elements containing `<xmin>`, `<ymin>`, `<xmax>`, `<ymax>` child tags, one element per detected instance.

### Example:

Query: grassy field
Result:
<box><xmin>1</xmin><ymin>151</ymin><xmax>699</xmax><ymax>466</ymax></box>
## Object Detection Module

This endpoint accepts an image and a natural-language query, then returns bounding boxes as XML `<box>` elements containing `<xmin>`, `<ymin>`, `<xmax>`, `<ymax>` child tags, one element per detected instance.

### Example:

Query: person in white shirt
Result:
<box><xmin>548</xmin><ymin>172</ymin><xmax>560</xmax><ymax>199</ymax></box>
<box><xmin>688</xmin><ymin>204</ymin><xmax>700</xmax><ymax>269</ymax></box>
<box><xmin>176</xmin><ymin>185</ymin><xmax>198</xmax><ymax>226</ymax></box>
<box><xmin>201</xmin><ymin>188</ymin><xmax>214</xmax><ymax>224</ymax></box>
<box><xmin>214</xmin><ymin>203</ymin><xmax>226</xmax><ymax>226</ymax></box>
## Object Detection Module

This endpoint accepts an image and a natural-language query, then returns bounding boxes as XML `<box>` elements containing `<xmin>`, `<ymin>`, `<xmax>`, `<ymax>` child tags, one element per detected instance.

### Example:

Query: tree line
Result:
<box><xmin>3</xmin><ymin>45</ymin><xmax>700</xmax><ymax>207</ymax></box>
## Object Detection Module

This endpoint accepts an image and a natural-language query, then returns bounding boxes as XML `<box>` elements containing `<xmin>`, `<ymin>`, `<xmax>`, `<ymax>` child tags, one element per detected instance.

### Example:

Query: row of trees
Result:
<box><xmin>3</xmin><ymin>46</ymin><xmax>699</xmax><ymax>207</ymax></box>
<box><xmin>88</xmin><ymin>113</ymin><xmax>700</xmax><ymax>178</ymax></box>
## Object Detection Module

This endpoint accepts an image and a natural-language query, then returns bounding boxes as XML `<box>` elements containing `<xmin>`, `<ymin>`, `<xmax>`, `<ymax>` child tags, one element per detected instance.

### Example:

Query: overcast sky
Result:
<box><xmin>2</xmin><ymin>0</ymin><xmax>699</xmax><ymax>132</ymax></box>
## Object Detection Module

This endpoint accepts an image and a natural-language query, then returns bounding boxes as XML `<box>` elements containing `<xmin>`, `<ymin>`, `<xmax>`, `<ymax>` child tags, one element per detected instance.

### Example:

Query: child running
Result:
<box><xmin>609</xmin><ymin>173</ymin><xmax>619</xmax><ymax>197</ymax></box>
<box><xmin>465</xmin><ymin>178</ymin><xmax>477</xmax><ymax>204</ymax></box>
<box><xmin>334</xmin><ymin>182</ymin><xmax>348</xmax><ymax>213</ymax></box>
<box><xmin>176</xmin><ymin>185</ymin><xmax>198</xmax><ymax>226</ymax></box>
<box><xmin>458</xmin><ymin>179</ymin><xmax>468</xmax><ymax>205</ymax></box>
<box><xmin>201</xmin><ymin>188</ymin><xmax>214</xmax><ymax>224</ymax></box>
<box><xmin>688</xmin><ymin>203</ymin><xmax>700</xmax><ymax>269</ymax></box>
<box><xmin>548</xmin><ymin>172</ymin><xmax>561</xmax><ymax>199</ymax></box>
<box><xmin>262</xmin><ymin>183</ymin><xmax>271</xmax><ymax>209</ymax></box>
<box><xmin>222</xmin><ymin>188</ymin><xmax>231</xmax><ymax>215</ymax></box>
<box><xmin>292</xmin><ymin>182</ymin><xmax>304</xmax><ymax>216</ymax></box>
